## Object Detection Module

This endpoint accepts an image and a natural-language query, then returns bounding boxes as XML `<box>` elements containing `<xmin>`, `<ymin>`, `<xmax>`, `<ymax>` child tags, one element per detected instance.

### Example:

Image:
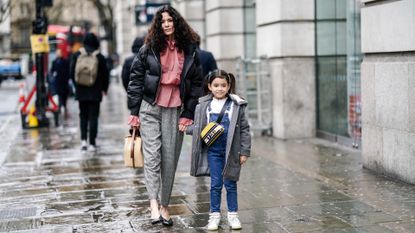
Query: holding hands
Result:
<box><xmin>178</xmin><ymin>118</ymin><xmax>193</xmax><ymax>133</ymax></box>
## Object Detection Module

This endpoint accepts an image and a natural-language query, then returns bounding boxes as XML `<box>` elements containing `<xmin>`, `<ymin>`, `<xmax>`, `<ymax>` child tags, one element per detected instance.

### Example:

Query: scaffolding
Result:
<box><xmin>235</xmin><ymin>56</ymin><xmax>272</xmax><ymax>136</ymax></box>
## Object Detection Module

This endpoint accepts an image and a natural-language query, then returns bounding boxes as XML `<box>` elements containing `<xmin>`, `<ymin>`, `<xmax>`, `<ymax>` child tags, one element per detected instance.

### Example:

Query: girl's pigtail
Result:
<box><xmin>227</xmin><ymin>73</ymin><xmax>236</xmax><ymax>94</ymax></box>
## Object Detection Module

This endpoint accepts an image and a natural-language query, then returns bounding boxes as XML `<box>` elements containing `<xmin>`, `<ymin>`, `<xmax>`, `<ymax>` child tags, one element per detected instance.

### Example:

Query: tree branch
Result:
<box><xmin>0</xmin><ymin>0</ymin><xmax>10</xmax><ymax>23</ymax></box>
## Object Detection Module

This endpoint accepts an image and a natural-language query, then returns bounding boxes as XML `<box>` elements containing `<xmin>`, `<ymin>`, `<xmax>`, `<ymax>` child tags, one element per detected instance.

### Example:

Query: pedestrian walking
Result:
<box><xmin>69</xmin><ymin>32</ymin><xmax>109</xmax><ymax>152</ymax></box>
<box><xmin>50</xmin><ymin>48</ymin><xmax>70</xmax><ymax>115</ymax></box>
<box><xmin>121</xmin><ymin>37</ymin><xmax>144</xmax><ymax>92</ymax></box>
<box><xmin>127</xmin><ymin>5</ymin><xmax>203</xmax><ymax>226</ymax></box>
<box><xmin>187</xmin><ymin>69</ymin><xmax>251</xmax><ymax>231</ymax></box>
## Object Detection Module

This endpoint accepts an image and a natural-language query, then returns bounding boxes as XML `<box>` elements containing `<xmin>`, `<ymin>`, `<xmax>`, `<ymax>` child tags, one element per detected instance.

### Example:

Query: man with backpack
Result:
<box><xmin>70</xmin><ymin>32</ymin><xmax>109</xmax><ymax>152</ymax></box>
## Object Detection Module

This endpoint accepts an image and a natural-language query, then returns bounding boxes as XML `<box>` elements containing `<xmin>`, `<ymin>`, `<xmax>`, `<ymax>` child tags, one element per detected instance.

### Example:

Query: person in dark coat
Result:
<box><xmin>121</xmin><ymin>37</ymin><xmax>144</xmax><ymax>91</ymax></box>
<box><xmin>50</xmin><ymin>48</ymin><xmax>70</xmax><ymax>114</ymax></box>
<box><xmin>199</xmin><ymin>49</ymin><xmax>217</xmax><ymax>78</ymax></box>
<box><xmin>197</xmin><ymin>46</ymin><xmax>217</xmax><ymax>93</ymax></box>
<box><xmin>69</xmin><ymin>32</ymin><xmax>109</xmax><ymax>152</ymax></box>
<box><xmin>197</xmin><ymin>40</ymin><xmax>218</xmax><ymax>94</ymax></box>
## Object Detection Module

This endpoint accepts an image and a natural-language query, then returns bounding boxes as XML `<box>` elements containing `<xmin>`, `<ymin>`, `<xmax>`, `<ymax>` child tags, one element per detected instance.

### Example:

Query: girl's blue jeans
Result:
<box><xmin>208</xmin><ymin>151</ymin><xmax>238</xmax><ymax>212</ymax></box>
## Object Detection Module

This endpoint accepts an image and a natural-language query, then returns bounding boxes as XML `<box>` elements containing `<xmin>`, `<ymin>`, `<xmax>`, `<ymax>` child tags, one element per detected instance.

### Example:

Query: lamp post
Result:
<box><xmin>31</xmin><ymin>0</ymin><xmax>52</xmax><ymax>127</ymax></box>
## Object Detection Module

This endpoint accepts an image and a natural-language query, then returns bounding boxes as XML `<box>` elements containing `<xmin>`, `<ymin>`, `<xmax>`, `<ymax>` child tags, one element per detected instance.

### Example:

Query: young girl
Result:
<box><xmin>187</xmin><ymin>69</ymin><xmax>251</xmax><ymax>230</ymax></box>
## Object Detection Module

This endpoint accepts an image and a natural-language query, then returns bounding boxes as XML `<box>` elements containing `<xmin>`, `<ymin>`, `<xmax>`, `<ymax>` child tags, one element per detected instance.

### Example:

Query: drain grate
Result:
<box><xmin>0</xmin><ymin>207</ymin><xmax>37</xmax><ymax>220</ymax></box>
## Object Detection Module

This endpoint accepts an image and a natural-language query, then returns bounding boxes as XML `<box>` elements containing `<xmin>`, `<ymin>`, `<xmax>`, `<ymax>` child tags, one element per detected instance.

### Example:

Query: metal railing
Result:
<box><xmin>235</xmin><ymin>56</ymin><xmax>272</xmax><ymax>136</ymax></box>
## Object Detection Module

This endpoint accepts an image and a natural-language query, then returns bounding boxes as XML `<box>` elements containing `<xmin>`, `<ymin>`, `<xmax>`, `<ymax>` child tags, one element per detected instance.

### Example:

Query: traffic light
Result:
<box><xmin>41</xmin><ymin>0</ymin><xmax>53</xmax><ymax>7</ymax></box>
<box><xmin>32</xmin><ymin>16</ymin><xmax>48</xmax><ymax>34</ymax></box>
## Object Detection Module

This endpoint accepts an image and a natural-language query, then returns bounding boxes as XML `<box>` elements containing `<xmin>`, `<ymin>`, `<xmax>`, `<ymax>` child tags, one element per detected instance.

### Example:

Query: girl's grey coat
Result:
<box><xmin>188</xmin><ymin>94</ymin><xmax>251</xmax><ymax>181</ymax></box>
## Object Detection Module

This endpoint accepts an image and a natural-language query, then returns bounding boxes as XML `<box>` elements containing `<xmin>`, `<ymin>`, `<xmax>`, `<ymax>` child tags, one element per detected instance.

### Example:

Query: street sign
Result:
<box><xmin>30</xmin><ymin>35</ymin><xmax>50</xmax><ymax>53</ymax></box>
<box><xmin>135</xmin><ymin>3</ymin><xmax>170</xmax><ymax>25</ymax></box>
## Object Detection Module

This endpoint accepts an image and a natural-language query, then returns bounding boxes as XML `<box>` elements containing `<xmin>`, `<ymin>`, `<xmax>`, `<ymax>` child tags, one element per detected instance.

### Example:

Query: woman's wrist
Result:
<box><xmin>128</xmin><ymin>115</ymin><xmax>140</xmax><ymax>126</ymax></box>
<box><xmin>179</xmin><ymin>117</ymin><xmax>193</xmax><ymax>126</ymax></box>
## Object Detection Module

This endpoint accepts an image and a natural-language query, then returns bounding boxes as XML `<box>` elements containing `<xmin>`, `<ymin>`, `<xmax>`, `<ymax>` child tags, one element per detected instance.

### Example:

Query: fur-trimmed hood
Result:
<box><xmin>198</xmin><ymin>93</ymin><xmax>247</xmax><ymax>106</ymax></box>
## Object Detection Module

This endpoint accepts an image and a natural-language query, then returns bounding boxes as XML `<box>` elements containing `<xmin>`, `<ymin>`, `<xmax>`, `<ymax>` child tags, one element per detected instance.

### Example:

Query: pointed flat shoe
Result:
<box><xmin>151</xmin><ymin>215</ymin><xmax>161</xmax><ymax>225</ymax></box>
<box><xmin>160</xmin><ymin>215</ymin><xmax>173</xmax><ymax>226</ymax></box>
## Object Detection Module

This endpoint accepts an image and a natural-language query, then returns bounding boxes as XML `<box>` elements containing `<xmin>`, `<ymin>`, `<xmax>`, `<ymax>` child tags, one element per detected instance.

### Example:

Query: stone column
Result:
<box><xmin>172</xmin><ymin>0</ymin><xmax>205</xmax><ymax>47</ymax></box>
<box><xmin>115</xmin><ymin>0</ymin><xmax>132</xmax><ymax>61</ymax></box>
<box><xmin>114</xmin><ymin>0</ymin><xmax>148</xmax><ymax>62</ymax></box>
<box><xmin>256</xmin><ymin>0</ymin><xmax>315</xmax><ymax>139</ymax></box>
<box><xmin>361</xmin><ymin>0</ymin><xmax>415</xmax><ymax>184</ymax></box>
<box><xmin>205</xmin><ymin>0</ymin><xmax>245</xmax><ymax>73</ymax></box>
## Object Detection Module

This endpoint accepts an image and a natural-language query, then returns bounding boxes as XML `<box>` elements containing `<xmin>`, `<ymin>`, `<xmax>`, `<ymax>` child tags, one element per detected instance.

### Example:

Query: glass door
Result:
<box><xmin>315</xmin><ymin>0</ymin><xmax>361</xmax><ymax>146</ymax></box>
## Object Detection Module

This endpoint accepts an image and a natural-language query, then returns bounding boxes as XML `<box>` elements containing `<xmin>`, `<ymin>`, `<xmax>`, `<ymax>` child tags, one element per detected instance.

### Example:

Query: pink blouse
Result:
<box><xmin>156</xmin><ymin>40</ymin><xmax>184</xmax><ymax>108</ymax></box>
<box><xmin>156</xmin><ymin>40</ymin><xmax>193</xmax><ymax>126</ymax></box>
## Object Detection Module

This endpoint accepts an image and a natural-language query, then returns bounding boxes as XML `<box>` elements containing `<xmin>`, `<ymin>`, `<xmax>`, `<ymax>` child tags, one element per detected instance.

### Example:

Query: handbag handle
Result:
<box><xmin>130</xmin><ymin>126</ymin><xmax>138</xmax><ymax>167</ymax></box>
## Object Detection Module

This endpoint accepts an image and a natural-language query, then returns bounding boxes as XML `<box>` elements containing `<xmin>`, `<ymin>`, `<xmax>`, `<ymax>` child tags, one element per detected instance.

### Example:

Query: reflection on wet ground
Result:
<box><xmin>0</xmin><ymin>84</ymin><xmax>415</xmax><ymax>232</ymax></box>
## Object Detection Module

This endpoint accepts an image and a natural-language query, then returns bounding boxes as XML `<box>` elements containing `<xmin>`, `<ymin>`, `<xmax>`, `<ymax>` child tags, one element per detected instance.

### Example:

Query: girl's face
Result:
<box><xmin>161</xmin><ymin>12</ymin><xmax>175</xmax><ymax>39</ymax></box>
<box><xmin>208</xmin><ymin>77</ymin><xmax>230</xmax><ymax>99</ymax></box>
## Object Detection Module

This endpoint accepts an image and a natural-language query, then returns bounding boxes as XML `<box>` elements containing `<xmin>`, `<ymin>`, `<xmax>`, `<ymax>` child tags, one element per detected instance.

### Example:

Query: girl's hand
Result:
<box><xmin>179</xmin><ymin>118</ymin><xmax>193</xmax><ymax>132</ymax></box>
<box><xmin>128</xmin><ymin>115</ymin><xmax>140</xmax><ymax>127</ymax></box>
<box><xmin>240</xmin><ymin>155</ymin><xmax>248</xmax><ymax>165</ymax></box>
<box><xmin>178</xmin><ymin>124</ymin><xmax>187</xmax><ymax>132</ymax></box>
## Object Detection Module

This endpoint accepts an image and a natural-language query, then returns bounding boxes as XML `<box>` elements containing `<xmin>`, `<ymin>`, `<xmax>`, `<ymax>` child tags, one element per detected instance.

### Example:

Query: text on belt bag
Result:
<box><xmin>124</xmin><ymin>127</ymin><xmax>144</xmax><ymax>168</ymax></box>
<box><xmin>200</xmin><ymin>98</ymin><xmax>231</xmax><ymax>146</ymax></box>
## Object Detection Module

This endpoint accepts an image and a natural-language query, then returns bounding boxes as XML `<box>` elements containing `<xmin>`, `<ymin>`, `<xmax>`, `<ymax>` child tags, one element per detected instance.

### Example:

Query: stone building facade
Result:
<box><xmin>169</xmin><ymin>0</ymin><xmax>415</xmax><ymax>184</ymax></box>
<box><xmin>360</xmin><ymin>0</ymin><xmax>415</xmax><ymax>184</ymax></box>
<box><xmin>9</xmin><ymin>0</ymin><xmax>99</xmax><ymax>54</ymax></box>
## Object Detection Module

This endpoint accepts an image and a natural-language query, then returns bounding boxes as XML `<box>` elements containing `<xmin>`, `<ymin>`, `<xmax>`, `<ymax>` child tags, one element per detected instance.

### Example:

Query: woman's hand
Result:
<box><xmin>240</xmin><ymin>155</ymin><xmax>248</xmax><ymax>166</ymax></box>
<box><xmin>128</xmin><ymin>115</ymin><xmax>140</xmax><ymax>127</ymax></box>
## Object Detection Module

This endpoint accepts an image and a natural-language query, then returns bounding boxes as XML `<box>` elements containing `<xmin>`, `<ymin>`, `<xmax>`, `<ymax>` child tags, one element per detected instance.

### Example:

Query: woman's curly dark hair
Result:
<box><xmin>145</xmin><ymin>5</ymin><xmax>200</xmax><ymax>53</ymax></box>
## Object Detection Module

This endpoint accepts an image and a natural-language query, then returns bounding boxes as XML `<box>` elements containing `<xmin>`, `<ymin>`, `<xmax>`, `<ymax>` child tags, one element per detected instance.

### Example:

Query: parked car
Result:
<box><xmin>0</xmin><ymin>58</ymin><xmax>23</xmax><ymax>83</ymax></box>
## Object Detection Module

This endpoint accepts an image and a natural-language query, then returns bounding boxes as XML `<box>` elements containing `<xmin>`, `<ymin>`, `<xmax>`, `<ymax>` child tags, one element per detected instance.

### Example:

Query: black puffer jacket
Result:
<box><xmin>127</xmin><ymin>43</ymin><xmax>203</xmax><ymax>119</ymax></box>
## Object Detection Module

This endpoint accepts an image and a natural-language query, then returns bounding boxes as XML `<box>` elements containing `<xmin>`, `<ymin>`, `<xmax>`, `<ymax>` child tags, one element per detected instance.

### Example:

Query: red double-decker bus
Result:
<box><xmin>47</xmin><ymin>24</ymin><xmax>85</xmax><ymax>59</ymax></box>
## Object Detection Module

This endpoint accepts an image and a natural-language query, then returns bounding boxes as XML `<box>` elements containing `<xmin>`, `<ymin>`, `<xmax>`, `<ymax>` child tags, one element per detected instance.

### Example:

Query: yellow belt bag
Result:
<box><xmin>200</xmin><ymin>98</ymin><xmax>231</xmax><ymax>146</ymax></box>
<box><xmin>200</xmin><ymin>122</ymin><xmax>225</xmax><ymax>146</ymax></box>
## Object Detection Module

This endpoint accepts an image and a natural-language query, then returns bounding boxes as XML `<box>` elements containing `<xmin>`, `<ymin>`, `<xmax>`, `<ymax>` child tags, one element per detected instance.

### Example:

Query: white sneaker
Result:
<box><xmin>81</xmin><ymin>140</ymin><xmax>87</xmax><ymax>151</ymax></box>
<box><xmin>88</xmin><ymin>145</ymin><xmax>97</xmax><ymax>152</ymax></box>
<box><xmin>206</xmin><ymin>212</ymin><xmax>221</xmax><ymax>231</ymax></box>
<box><xmin>227</xmin><ymin>212</ymin><xmax>242</xmax><ymax>230</ymax></box>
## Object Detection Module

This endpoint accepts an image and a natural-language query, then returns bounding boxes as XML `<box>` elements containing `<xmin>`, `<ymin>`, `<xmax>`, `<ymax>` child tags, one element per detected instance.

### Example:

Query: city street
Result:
<box><xmin>0</xmin><ymin>82</ymin><xmax>415</xmax><ymax>233</ymax></box>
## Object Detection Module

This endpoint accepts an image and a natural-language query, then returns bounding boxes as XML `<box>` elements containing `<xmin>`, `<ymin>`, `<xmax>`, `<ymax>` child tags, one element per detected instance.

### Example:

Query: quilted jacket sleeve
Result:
<box><xmin>127</xmin><ymin>46</ymin><xmax>147</xmax><ymax>116</ymax></box>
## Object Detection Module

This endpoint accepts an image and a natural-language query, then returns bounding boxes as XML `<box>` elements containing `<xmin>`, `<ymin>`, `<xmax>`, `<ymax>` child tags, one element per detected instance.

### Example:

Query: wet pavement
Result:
<box><xmin>1</xmin><ymin>83</ymin><xmax>415</xmax><ymax>233</ymax></box>
<box><xmin>0</xmin><ymin>80</ymin><xmax>21</xmax><ymax>165</ymax></box>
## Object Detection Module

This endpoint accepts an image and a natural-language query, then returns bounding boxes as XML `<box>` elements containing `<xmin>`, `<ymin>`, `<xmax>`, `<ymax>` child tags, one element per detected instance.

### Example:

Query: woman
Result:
<box><xmin>127</xmin><ymin>5</ymin><xmax>203</xmax><ymax>226</ymax></box>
